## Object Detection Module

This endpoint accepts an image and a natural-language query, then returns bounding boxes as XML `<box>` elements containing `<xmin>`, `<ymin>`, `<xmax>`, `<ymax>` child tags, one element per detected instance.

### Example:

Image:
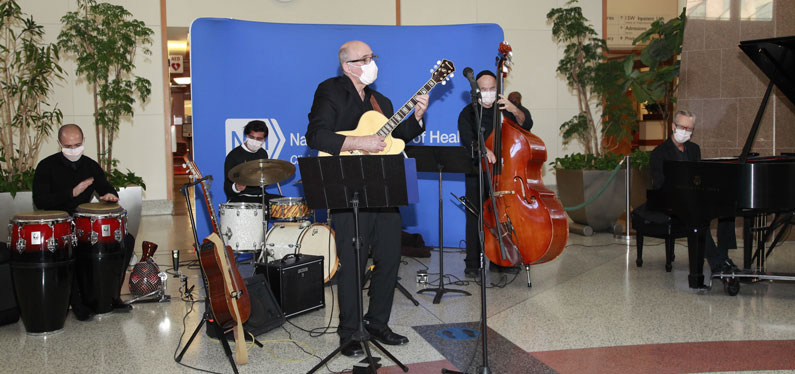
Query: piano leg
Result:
<box><xmin>687</xmin><ymin>226</ymin><xmax>707</xmax><ymax>288</ymax></box>
<box><xmin>743</xmin><ymin>216</ymin><xmax>753</xmax><ymax>270</ymax></box>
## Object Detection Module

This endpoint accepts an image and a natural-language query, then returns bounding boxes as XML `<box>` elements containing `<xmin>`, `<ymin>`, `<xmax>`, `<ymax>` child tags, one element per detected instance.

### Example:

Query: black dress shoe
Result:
<box><xmin>340</xmin><ymin>339</ymin><xmax>364</xmax><ymax>357</ymax></box>
<box><xmin>71</xmin><ymin>304</ymin><xmax>94</xmax><ymax>321</ymax></box>
<box><xmin>490</xmin><ymin>262</ymin><xmax>520</xmax><ymax>274</ymax></box>
<box><xmin>112</xmin><ymin>298</ymin><xmax>133</xmax><ymax>312</ymax></box>
<box><xmin>464</xmin><ymin>268</ymin><xmax>480</xmax><ymax>279</ymax></box>
<box><xmin>711</xmin><ymin>259</ymin><xmax>739</xmax><ymax>275</ymax></box>
<box><xmin>366</xmin><ymin>326</ymin><xmax>409</xmax><ymax>346</ymax></box>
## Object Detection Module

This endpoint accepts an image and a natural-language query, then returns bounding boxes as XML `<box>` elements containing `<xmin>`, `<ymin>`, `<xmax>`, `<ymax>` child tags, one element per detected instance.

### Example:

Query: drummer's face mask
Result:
<box><xmin>62</xmin><ymin>145</ymin><xmax>84</xmax><ymax>162</ymax></box>
<box><xmin>245</xmin><ymin>137</ymin><xmax>264</xmax><ymax>152</ymax></box>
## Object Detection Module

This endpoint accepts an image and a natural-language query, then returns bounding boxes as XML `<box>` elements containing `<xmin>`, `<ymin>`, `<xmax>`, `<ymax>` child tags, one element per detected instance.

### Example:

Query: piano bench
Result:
<box><xmin>632</xmin><ymin>212</ymin><xmax>689</xmax><ymax>272</ymax></box>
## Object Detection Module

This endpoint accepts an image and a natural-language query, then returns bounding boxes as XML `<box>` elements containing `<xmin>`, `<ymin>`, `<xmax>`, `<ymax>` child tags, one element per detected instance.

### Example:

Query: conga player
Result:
<box><xmin>32</xmin><ymin>124</ymin><xmax>135</xmax><ymax>320</ymax></box>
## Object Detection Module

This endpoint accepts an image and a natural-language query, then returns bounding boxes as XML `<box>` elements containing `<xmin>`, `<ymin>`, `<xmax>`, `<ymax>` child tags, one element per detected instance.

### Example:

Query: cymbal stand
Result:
<box><xmin>175</xmin><ymin>182</ymin><xmax>242</xmax><ymax>374</ymax></box>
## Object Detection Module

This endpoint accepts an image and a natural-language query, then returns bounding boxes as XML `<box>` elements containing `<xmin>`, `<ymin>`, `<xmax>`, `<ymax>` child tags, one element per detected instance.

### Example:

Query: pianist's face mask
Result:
<box><xmin>673</xmin><ymin>128</ymin><xmax>691</xmax><ymax>144</ymax></box>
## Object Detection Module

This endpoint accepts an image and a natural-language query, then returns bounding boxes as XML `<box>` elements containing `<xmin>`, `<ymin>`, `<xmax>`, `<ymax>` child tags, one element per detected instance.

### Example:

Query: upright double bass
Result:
<box><xmin>482</xmin><ymin>42</ymin><xmax>569</xmax><ymax>269</ymax></box>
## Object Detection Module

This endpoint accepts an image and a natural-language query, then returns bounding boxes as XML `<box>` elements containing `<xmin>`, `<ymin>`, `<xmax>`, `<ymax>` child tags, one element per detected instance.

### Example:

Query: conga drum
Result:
<box><xmin>73</xmin><ymin>202</ymin><xmax>127</xmax><ymax>314</ymax></box>
<box><xmin>8</xmin><ymin>210</ymin><xmax>74</xmax><ymax>334</ymax></box>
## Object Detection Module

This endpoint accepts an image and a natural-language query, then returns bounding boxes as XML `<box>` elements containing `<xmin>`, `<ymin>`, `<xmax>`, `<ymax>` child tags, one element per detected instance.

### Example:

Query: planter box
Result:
<box><xmin>1</xmin><ymin>186</ymin><xmax>143</xmax><ymax>242</ymax></box>
<box><xmin>556</xmin><ymin>167</ymin><xmax>650</xmax><ymax>232</ymax></box>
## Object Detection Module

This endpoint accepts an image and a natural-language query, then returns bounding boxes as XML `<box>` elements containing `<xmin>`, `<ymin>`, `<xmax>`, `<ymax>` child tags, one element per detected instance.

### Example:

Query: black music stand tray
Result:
<box><xmin>404</xmin><ymin>145</ymin><xmax>472</xmax><ymax>304</ymax></box>
<box><xmin>299</xmin><ymin>155</ymin><xmax>411</xmax><ymax>374</ymax></box>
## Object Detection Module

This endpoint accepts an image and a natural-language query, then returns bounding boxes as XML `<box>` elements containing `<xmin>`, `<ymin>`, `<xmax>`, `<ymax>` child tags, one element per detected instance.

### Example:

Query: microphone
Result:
<box><xmin>462</xmin><ymin>67</ymin><xmax>479</xmax><ymax>91</ymax></box>
<box><xmin>172</xmin><ymin>249</ymin><xmax>180</xmax><ymax>271</ymax></box>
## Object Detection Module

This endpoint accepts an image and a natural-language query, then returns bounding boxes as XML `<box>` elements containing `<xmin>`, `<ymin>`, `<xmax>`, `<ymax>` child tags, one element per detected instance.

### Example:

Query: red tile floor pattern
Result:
<box><xmin>532</xmin><ymin>340</ymin><xmax>795</xmax><ymax>373</ymax></box>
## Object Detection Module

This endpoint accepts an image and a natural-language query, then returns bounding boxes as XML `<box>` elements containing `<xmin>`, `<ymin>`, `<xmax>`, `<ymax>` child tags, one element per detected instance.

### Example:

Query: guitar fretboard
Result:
<box><xmin>376</xmin><ymin>78</ymin><xmax>437</xmax><ymax>137</ymax></box>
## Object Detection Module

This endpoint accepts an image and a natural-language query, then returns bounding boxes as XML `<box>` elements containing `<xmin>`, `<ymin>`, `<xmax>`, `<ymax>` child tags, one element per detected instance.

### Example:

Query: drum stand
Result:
<box><xmin>363</xmin><ymin>266</ymin><xmax>420</xmax><ymax>306</ymax></box>
<box><xmin>127</xmin><ymin>282</ymin><xmax>171</xmax><ymax>304</ymax></box>
<box><xmin>176</xmin><ymin>181</ymin><xmax>262</xmax><ymax>374</ymax></box>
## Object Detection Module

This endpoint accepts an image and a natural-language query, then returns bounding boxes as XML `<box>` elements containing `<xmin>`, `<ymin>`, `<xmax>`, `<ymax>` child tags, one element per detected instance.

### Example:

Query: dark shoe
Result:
<box><xmin>112</xmin><ymin>298</ymin><xmax>132</xmax><ymax>312</ymax></box>
<box><xmin>71</xmin><ymin>304</ymin><xmax>94</xmax><ymax>321</ymax></box>
<box><xmin>464</xmin><ymin>268</ymin><xmax>480</xmax><ymax>279</ymax></box>
<box><xmin>340</xmin><ymin>339</ymin><xmax>364</xmax><ymax>357</ymax></box>
<box><xmin>711</xmin><ymin>259</ymin><xmax>739</xmax><ymax>275</ymax></box>
<box><xmin>490</xmin><ymin>262</ymin><xmax>520</xmax><ymax>274</ymax></box>
<box><xmin>366</xmin><ymin>326</ymin><xmax>409</xmax><ymax>346</ymax></box>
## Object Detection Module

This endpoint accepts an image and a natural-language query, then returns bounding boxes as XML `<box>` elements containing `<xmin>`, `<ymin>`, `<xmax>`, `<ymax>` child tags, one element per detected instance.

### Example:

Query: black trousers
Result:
<box><xmin>332</xmin><ymin>208</ymin><xmax>401</xmax><ymax>339</ymax></box>
<box><xmin>464</xmin><ymin>173</ymin><xmax>487</xmax><ymax>270</ymax></box>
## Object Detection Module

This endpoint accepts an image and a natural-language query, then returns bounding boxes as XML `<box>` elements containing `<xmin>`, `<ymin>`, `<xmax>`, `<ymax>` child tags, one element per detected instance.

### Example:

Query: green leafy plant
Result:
<box><xmin>58</xmin><ymin>0</ymin><xmax>152</xmax><ymax>173</ymax></box>
<box><xmin>621</xmin><ymin>9</ymin><xmax>686</xmax><ymax>126</ymax></box>
<box><xmin>551</xmin><ymin>149</ymin><xmax>651</xmax><ymax>171</ymax></box>
<box><xmin>547</xmin><ymin>0</ymin><xmax>638</xmax><ymax>157</ymax></box>
<box><xmin>105</xmin><ymin>158</ymin><xmax>145</xmax><ymax>190</ymax></box>
<box><xmin>0</xmin><ymin>0</ymin><xmax>64</xmax><ymax>191</ymax></box>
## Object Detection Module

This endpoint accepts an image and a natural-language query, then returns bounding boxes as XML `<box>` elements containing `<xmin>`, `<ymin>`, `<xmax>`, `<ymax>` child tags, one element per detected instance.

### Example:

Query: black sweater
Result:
<box><xmin>32</xmin><ymin>153</ymin><xmax>117</xmax><ymax>215</ymax></box>
<box><xmin>223</xmin><ymin>145</ymin><xmax>269</xmax><ymax>201</ymax></box>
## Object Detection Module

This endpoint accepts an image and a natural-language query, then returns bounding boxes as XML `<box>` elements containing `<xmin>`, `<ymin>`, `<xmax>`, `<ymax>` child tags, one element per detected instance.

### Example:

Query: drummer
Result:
<box><xmin>32</xmin><ymin>123</ymin><xmax>135</xmax><ymax>319</ymax></box>
<box><xmin>224</xmin><ymin>120</ymin><xmax>281</xmax><ymax>204</ymax></box>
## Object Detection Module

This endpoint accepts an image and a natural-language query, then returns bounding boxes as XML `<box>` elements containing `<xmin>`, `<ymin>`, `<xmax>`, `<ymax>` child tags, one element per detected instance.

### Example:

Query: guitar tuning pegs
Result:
<box><xmin>441</xmin><ymin>81</ymin><xmax>447</xmax><ymax>85</ymax></box>
<box><xmin>430</xmin><ymin>68</ymin><xmax>434</xmax><ymax>73</ymax></box>
<box><xmin>449</xmin><ymin>73</ymin><xmax>454</xmax><ymax>78</ymax></box>
<box><xmin>437</xmin><ymin>60</ymin><xmax>442</xmax><ymax>65</ymax></box>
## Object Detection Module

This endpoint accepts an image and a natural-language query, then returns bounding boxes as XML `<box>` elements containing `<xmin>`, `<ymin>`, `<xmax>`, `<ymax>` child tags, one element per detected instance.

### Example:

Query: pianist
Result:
<box><xmin>647</xmin><ymin>110</ymin><xmax>739</xmax><ymax>275</ymax></box>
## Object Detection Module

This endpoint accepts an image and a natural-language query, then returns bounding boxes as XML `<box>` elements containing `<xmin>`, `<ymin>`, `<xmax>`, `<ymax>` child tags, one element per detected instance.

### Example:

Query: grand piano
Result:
<box><xmin>648</xmin><ymin>36</ymin><xmax>795</xmax><ymax>293</ymax></box>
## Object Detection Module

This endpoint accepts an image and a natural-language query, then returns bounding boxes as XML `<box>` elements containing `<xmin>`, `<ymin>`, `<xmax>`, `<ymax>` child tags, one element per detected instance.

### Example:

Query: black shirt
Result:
<box><xmin>457</xmin><ymin>103</ymin><xmax>533</xmax><ymax>157</ymax></box>
<box><xmin>33</xmin><ymin>153</ymin><xmax>117</xmax><ymax>215</ymax></box>
<box><xmin>306</xmin><ymin>76</ymin><xmax>425</xmax><ymax>155</ymax></box>
<box><xmin>650</xmin><ymin>137</ymin><xmax>701</xmax><ymax>190</ymax></box>
<box><xmin>223</xmin><ymin>145</ymin><xmax>269</xmax><ymax>201</ymax></box>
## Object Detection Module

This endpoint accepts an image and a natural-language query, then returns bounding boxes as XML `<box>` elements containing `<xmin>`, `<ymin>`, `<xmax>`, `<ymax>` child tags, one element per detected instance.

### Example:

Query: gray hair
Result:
<box><xmin>338</xmin><ymin>45</ymin><xmax>349</xmax><ymax>69</ymax></box>
<box><xmin>674</xmin><ymin>110</ymin><xmax>696</xmax><ymax>124</ymax></box>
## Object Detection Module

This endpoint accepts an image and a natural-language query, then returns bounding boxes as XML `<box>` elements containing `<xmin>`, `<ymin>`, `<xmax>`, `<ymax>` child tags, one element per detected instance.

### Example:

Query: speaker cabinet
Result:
<box><xmin>257</xmin><ymin>254</ymin><xmax>324</xmax><ymax>318</ymax></box>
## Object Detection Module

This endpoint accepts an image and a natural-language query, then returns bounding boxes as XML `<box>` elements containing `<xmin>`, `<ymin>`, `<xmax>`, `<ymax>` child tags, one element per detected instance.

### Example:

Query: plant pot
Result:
<box><xmin>0</xmin><ymin>191</ymin><xmax>35</xmax><ymax>243</ymax></box>
<box><xmin>556</xmin><ymin>167</ymin><xmax>650</xmax><ymax>232</ymax></box>
<box><xmin>117</xmin><ymin>186</ymin><xmax>143</xmax><ymax>239</ymax></box>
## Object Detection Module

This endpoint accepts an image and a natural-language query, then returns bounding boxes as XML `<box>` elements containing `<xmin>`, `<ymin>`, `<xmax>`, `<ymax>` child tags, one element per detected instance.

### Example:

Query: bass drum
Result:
<box><xmin>263</xmin><ymin>222</ymin><xmax>338</xmax><ymax>283</ymax></box>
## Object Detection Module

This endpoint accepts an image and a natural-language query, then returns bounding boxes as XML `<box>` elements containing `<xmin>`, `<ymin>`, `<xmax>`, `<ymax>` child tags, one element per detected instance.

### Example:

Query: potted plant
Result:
<box><xmin>547</xmin><ymin>0</ymin><xmax>645</xmax><ymax>231</ymax></box>
<box><xmin>0</xmin><ymin>0</ymin><xmax>65</xmax><ymax>240</ymax></box>
<box><xmin>58</xmin><ymin>0</ymin><xmax>154</xmax><ymax>236</ymax></box>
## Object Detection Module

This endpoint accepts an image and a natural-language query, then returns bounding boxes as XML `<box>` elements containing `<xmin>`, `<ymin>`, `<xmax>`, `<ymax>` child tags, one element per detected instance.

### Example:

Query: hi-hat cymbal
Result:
<box><xmin>228</xmin><ymin>159</ymin><xmax>295</xmax><ymax>186</ymax></box>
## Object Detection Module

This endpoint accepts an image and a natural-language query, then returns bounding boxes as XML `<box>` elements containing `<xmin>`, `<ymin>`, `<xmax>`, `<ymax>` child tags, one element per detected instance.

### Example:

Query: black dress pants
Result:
<box><xmin>464</xmin><ymin>173</ymin><xmax>487</xmax><ymax>270</ymax></box>
<box><xmin>332</xmin><ymin>208</ymin><xmax>401</xmax><ymax>339</ymax></box>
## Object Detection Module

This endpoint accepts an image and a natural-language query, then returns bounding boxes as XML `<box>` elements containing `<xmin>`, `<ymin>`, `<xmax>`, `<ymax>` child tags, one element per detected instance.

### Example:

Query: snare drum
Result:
<box><xmin>269</xmin><ymin>197</ymin><xmax>310</xmax><ymax>222</ymax></box>
<box><xmin>8</xmin><ymin>211</ymin><xmax>74</xmax><ymax>334</ymax></box>
<box><xmin>73</xmin><ymin>202</ymin><xmax>127</xmax><ymax>314</ymax></box>
<box><xmin>218</xmin><ymin>202</ymin><xmax>265</xmax><ymax>252</ymax></box>
<box><xmin>264</xmin><ymin>222</ymin><xmax>338</xmax><ymax>283</ymax></box>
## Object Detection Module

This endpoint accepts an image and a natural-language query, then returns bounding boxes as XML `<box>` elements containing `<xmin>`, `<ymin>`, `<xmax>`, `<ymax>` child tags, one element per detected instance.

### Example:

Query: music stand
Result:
<box><xmin>298</xmin><ymin>155</ymin><xmax>412</xmax><ymax>374</ymax></box>
<box><xmin>404</xmin><ymin>145</ymin><xmax>472</xmax><ymax>304</ymax></box>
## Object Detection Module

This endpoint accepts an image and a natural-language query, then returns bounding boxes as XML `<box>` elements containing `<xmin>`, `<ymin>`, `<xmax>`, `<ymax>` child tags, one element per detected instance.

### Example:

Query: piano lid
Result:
<box><xmin>737</xmin><ymin>36</ymin><xmax>795</xmax><ymax>163</ymax></box>
<box><xmin>739</xmin><ymin>36</ymin><xmax>795</xmax><ymax>106</ymax></box>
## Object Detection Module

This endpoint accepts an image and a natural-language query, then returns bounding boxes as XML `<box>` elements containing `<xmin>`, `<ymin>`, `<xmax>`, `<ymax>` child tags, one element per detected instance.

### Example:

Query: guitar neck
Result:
<box><xmin>375</xmin><ymin>78</ymin><xmax>437</xmax><ymax>137</ymax></box>
<box><xmin>198</xmin><ymin>180</ymin><xmax>221</xmax><ymax>235</ymax></box>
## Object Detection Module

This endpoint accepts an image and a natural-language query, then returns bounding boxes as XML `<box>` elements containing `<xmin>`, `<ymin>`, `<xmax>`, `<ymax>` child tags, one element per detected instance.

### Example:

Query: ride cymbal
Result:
<box><xmin>227</xmin><ymin>159</ymin><xmax>295</xmax><ymax>186</ymax></box>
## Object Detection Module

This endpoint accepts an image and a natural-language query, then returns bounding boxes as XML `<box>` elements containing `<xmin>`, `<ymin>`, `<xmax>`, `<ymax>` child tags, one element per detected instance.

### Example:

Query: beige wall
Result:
<box><xmin>678</xmin><ymin>0</ymin><xmax>795</xmax><ymax>158</ymax></box>
<box><xmin>21</xmin><ymin>0</ymin><xmax>169</xmax><ymax>203</ymax></box>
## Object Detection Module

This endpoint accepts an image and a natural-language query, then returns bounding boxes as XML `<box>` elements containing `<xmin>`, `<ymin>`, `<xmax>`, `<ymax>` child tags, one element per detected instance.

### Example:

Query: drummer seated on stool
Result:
<box><xmin>224</xmin><ymin>120</ymin><xmax>281</xmax><ymax>205</ymax></box>
<box><xmin>32</xmin><ymin>123</ymin><xmax>135</xmax><ymax>320</ymax></box>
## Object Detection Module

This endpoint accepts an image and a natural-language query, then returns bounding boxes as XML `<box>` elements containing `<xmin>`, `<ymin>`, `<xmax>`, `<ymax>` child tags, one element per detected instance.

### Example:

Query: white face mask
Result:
<box><xmin>355</xmin><ymin>60</ymin><xmax>378</xmax><ymax>85</ymax></box>
<box><xmin>62</xmin><ymin>145</ymin><xmax>84</xmax><ymax>162</ymax></box>
<box><xmin>244</xmin><ymin>137</ymin><xmax>263</xmax><ymax>152</ymax></box>
<box><xmin>480</xmin><ymin>90</ymin><xmax>497</xmax><ymax>106</ymax></box>
<box><xmin>673</xmin><ymin>128</ymin><xmax>691</xmax><ymax>144</ymax></box>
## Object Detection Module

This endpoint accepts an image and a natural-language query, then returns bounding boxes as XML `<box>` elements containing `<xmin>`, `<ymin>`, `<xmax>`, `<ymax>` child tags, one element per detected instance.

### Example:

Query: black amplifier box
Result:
<box><xmin>256</xmin><ymin>254</ymin><xmax>324</xmax><ymax>318</ymax></box>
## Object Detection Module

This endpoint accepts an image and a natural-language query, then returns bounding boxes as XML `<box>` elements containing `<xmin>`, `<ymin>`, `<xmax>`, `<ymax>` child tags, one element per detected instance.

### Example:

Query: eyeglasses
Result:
<box><xmin>346</xmin><ymin>55</ymin><xmax>378</xmax><ymax>65</ymax></box>
<box><xmin>674</xmin><ymin>123</ymin><xmax>694</xmax><ymax>133</ymax></box>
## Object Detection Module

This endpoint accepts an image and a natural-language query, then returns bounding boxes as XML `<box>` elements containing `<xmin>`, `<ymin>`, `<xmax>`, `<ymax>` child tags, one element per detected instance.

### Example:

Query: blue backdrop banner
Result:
<box><xmin>190</xmin><ymin>18</ymin><xmax>503</xmax><ymax>248</ymax></box>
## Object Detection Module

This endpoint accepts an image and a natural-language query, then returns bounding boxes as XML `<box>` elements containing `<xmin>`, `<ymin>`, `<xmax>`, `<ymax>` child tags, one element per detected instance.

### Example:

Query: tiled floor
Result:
<box><xmin>2</xmin><ymin>213</ymin><xmax>794</xmax><ymax>374</ymax></box>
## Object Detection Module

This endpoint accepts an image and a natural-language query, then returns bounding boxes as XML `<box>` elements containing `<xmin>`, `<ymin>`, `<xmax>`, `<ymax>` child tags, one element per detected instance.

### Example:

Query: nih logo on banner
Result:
<box><xmin>224</xmin><ymin>118</ymin><xmax>286</xmax><ymax>158</ymax></box>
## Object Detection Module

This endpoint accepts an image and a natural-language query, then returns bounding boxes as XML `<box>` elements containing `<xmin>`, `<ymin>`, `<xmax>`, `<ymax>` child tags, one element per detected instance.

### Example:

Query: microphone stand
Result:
<box><xmin>443</xmin><ymin>69</ymin><xmax>502</xmax><ymax>374</ymax></box>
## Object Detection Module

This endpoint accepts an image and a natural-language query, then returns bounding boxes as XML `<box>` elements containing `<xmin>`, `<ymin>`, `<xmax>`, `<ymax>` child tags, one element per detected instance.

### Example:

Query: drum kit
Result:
<box><xmin>223</xmin><ymin>159</ymin><xmax>338</xmax><ymax>282</ymax></box>
<box><xmin>7</xmin><ymin>202</ymin><xmax>128</xmax><ymax>335</ymax></box>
